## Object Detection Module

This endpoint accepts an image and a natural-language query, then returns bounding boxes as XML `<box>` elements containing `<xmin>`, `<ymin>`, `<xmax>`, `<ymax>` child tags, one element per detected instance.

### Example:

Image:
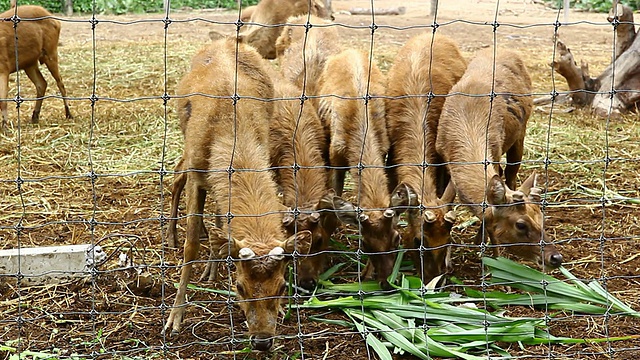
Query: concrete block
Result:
<box><xmin>0</xmin><ymin>244</ymin><xmax>106</xmax><ymax>284</ymax></box>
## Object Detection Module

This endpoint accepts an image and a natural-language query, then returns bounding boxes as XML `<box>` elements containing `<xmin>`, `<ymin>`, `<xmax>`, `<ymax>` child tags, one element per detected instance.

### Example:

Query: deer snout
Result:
<box><xmin>547</xmin><ymin>252</ymin><xmax>563</xmax><ymax>268</ymax></box>
<box><xmin>299</xmin><ymin>277</ymin><xmax>317</xmax><ymax>291</ymax></box>
<box><xmin>250</xmin><ymin>333</ymin><xmax>274</xmax><ymax>351</ymax></box>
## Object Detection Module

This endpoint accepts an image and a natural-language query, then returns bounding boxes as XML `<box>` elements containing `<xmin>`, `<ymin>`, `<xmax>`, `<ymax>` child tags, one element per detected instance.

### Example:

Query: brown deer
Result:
<box><xmin>0</xmin><ymin>5</ymin><xmax>72</xmax><ymax>130</ymax></box>
<box><xmin>269</xmin><ymin>72</ymin><xmax>338</xmax><ymax>290</ymax></box>
<box><xmin>275</xmin><ymin>14</ymin><xmax>341</xmax><ymax>165</ymax></box>
<box><xmin>164</xmin><ymin>38</ymin><xmax>312</xmax><ymax>352</ymax></box>
<box><xmin>209</xmin><ymin>0</ymin><xmax>334</xmax><ymax>60</ymax></box>
<box><xmin>436</xmin><ymin>48</ymin><xmax>563</xmax><ymax>269</ymax></box>
<box><xmin>385</xmin><ymin>33</ymin><xmax>467</xmax><ymax>283</ymax></box>
<box><xmin>320</xmin><ymin>48</ymin><xmax>404</xmax><ymax>289</ymax></box>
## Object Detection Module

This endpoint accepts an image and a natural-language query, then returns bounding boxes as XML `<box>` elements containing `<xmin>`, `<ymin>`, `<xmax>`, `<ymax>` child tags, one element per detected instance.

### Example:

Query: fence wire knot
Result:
<box><xmin>426</xmin><ymin>91</ymin><xmax>435</xmax><ymax>102</ymax></box>
<box><xmin>89</xmin><ymin>94</ymin><xmax>99</xmax><ymax>106</ymax></box>
<box><xmin>13</xmin><ymin>95</ymin><xmax>23</xmax><ymax>106</ymax></box>
<box><xmin>163</xmin><ymin>17</ymin><xmax>172</xmax><ymax>29</ymax></box>
<box><xmin>10</xmin><ymin>15</ymin><xmax>20</xmax><ymax>26</ymax></box>
<box><xmin>90</xmin><ymin>17</ymin><xmax>98</xmax><ymax>30</ymax></box>
<box><xmin>161</xmin><ymin>93</ymin><xmax>170</xmax><ymax>105</ymax></box>
<box><xmin>611</xmin><ymin>17</ymin><xmax>620</xmax><ymax>30</ymax></box>
<box><xmin>491</xmin><ymin>21</ymin><xmax>500</xmax><ymax>32</ymax></box>
<box><xmin>369</xmin><ymin>23</ymin><xmax>378</xmax><ymax>34</ymax></box>
<box><xmin>554</xmin><ymin>20</ymin><xmax>561</xmax><ymax>31</ymax></box>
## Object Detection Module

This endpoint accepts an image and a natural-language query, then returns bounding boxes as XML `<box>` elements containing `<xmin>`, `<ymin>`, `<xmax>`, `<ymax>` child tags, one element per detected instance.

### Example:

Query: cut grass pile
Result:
<box><xmin>298</xmin><ymin>256</ymin><xmax>640</xmax><ymax>359</ymax></box>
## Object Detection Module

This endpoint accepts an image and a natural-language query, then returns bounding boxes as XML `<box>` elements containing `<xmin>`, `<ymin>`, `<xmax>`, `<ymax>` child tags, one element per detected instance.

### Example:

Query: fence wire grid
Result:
<box><xmin>1</xmin><ymin>0</ymin><xmax>639</xmax><ymax>359</ymax></box>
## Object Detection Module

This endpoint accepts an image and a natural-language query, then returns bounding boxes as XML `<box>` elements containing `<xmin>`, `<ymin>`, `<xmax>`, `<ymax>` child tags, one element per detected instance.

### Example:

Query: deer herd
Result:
<box><xmin>2</xmin><ymin>0</ymin><xmax>564</xmax><ymax>352</ymax></box>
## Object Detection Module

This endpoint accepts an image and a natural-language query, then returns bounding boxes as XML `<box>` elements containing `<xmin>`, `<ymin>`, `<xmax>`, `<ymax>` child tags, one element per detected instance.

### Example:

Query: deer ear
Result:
<box><xmin>486</xmin><ymin>175</ymin><xmax>507</xmax><ymax>205</ymax></box>
<box><xmin>211</xmin><ymin>227</ymin><xmax>246</xmax><ymax>258</ymax></box>
<box><xmin>390</xmin><ymin>182</ymin><xmax>418</xmax><ymax>213</ymax></box>
<box><xmin>332</xmin><ymin>196</ymin><xmax>361</xmax><ymax>226</ymax></box>
<box><xmin>208</xmin><ymin>30</ymin><xmax>225</xmax><ymax>41</ymax></box>
<box><xmin>281</xmin><ymin>230</ymin><xmax>312</xmax><ymax>255</ymax></box>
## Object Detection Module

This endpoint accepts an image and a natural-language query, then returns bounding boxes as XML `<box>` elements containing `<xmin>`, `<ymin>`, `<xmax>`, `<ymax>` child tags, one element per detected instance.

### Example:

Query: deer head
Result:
<box><xmin>482</xmin><ymin>172</ymin><xmax>562</xmax><ymax>269</ymax></box>
<box><xmin>393</xmin><ymin>182</ymin><xmax>457</xmax><ymax>283</ymax></box>
<box><xmin>281</xmin><ymin>190</ymin><xmax>338</xmax><ymax>290</ymax></box>
<box><xmin>213</xmin><ymin>228</ymin><xmax>312</xmax><ymax>351</ymax></box>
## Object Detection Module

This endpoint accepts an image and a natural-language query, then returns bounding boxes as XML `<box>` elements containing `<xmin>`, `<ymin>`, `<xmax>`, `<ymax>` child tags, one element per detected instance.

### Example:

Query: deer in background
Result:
<box><xmin>320</xmin><ymin>48</ymin><xmax>406</xmax><ymax>289</ymax></box>
<box><xmin>0</xmin><ymin>5</ymin><xmax>72</xmax><ymax>131</ymax></box>
<box><xmin>268</xmin><ymin>70</ymin><xmax>338</xmax><ymax>290</ymax></box>
<box><xmin>209</xmin><ymin>0</ymin><xmax>334</xmax><ymax>60</ymax></box>
<box><xmin>385</xmin><ymin>33</ymin><xmax>467</xmax><ymax>283</ymax></box>
<box><xmin>165</xmin><ymin>38</ymin><xmax>312</xmax><ymax>352</ymax></box>
<box><xmin>436</xmin><ymin>48</ymin><xmax>563</xmax><ymax>270</ymax></box>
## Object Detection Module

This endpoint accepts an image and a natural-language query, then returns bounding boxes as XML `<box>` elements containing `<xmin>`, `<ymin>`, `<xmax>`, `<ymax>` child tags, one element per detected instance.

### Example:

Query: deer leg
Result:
<box><xmin>164</xmin><ymin>175</ymin><xmax>205</xmax><ymax>335</ymax></box>
<box><xmin>42</xmin><ymin>53</ymin><xmax>72</xmax><ymax>119</ymax></box>
<box><xmin>24</xmin><ymin>65</ymin><xmax>48</xmax><ymax>124</ymax></box>
<box><xmin>199</xmin><ymin>188</ymin><xmax>219</xmax><ymax>283</ymax></box>
<box><xmin>1</xmin><ymin>73</ymin><xmax>10</xmax><ymax>131</ymax></box>
<box><xmin>167</xmin><ymin>157</ymin><xmax>186</xmax><ymax>248</ymax></box>
<box><xmin>505</xmin><ymin>139</ymin><xmax>524</xmax><ymax>190</ymax></box>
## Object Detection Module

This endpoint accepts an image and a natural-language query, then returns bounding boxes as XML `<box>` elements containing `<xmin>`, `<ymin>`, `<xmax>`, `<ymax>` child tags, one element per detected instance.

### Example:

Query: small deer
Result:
<box><xmin>385</xmin><ymin>33</ymin><xmax>468</xmax><ymax>282</ymax></box>
<box><xmin>269</xmin><ymin>71</ymin><xmax>338</xmax><ymax>290</ymax></box>
<box><xmin>209</xmin><ymin>0</ymin><xmax>334</xmax><ymax>60</ymax></box>
<box><xmin>165</xmin><ymin>38</ymin><xmax>311</xmax><ymax>352</ymax></box>
<box><xmin>436</xmin><ymin>48</ymin><xmax>563</xmax><ymax>269</ymax></box>
<box><xmin>319</xmin><ymin>48</ymin><xmax>404</xmax><ymax>289</ymax></box>
<box><xmin>0</xmin><ymin>5</ymin><xmax>72</xmax><ymax>130</ymax></box>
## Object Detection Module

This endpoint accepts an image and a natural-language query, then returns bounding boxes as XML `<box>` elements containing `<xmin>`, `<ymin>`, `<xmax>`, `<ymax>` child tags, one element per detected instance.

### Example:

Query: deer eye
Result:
<box><xmin>515</xmin><ymin>220</ymin><xmax>528</xmax><ymax>232</ymax></box>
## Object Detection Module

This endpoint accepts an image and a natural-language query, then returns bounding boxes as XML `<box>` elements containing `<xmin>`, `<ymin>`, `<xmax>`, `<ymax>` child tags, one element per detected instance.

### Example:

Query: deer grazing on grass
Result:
<box><xmin>209</xmin><ymin>0</ymin><xmax>334</xmax><ymax>60</ymax></box>
<box><xmin>320</xmin><ymin>48</ymin><xmax>404</xmax><ymax>289</ymax></box>
<box><xmin>165</xmin><ymin>38</ymin><xmax>312</xmax><ymax>352</ymax></box>
<box><xmin>435</xmin><ymin>48</ymin><xmax>563</xmax><ymax>269</ymax></box>
<box><xmin>269</xmin><ymin>72</ymin><xmax>338</xmax><ymax>290</ymax></box>
<box><xmin>385</xmin><ymin>33</ymin><xmax>467</xmax><ymax>283</ymax></box>
<box><xmin>0</xmin><ymin>5</ymin><xmax>72</xmax><ymax>131</ymax></box>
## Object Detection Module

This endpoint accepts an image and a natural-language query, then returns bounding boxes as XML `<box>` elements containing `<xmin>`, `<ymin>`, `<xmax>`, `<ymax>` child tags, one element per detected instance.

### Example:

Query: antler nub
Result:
<box><xmin>383</xmin><ymin>209</ymin><xmax>395</xmax><ymax>218</ymax></box>
<box><xmin>269</xmin><ymin>246</ymin><xmax>285</xmax><ymax>261</ymax></box>
<box><xmin>309</xmin><ymin>212</ymin><xmax>321</xmax><ymax>223</ymax></box>
<box><xmin>529</xmin><ymin>187</ymin><xmax>542</xmax><ymax>202</ymax></box>
<box><xmin>239</xmin><ymin>247</ymin><xmax>256</xmax><ymax>259</ymax></box>
<box><xmin>512</xmin><ymin>191</ymin><xmax>525</xmax><ymax>202</ymax></box>
<box><xmin>444</xmin><ymin>210</ymin><xmax>456</xmax><ymax>224</ymax></box>
<box><xmin>424</xmin><ymin>210</ymin><xmax>437</xmax><ymax>223</ymax></box>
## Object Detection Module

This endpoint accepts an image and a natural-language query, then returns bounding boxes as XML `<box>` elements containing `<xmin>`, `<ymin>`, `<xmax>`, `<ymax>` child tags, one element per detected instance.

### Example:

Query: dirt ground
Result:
<box><xmin>1</xmin><ymin>0</ymin><xmax>639</xmax><ymax>359</ymax></box>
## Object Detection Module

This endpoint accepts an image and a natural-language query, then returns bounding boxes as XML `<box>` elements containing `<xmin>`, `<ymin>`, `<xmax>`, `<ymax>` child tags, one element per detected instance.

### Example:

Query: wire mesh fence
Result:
<box><xmin>1</xmin><ymin>0</ymin><xmax>639</xmax><ymax>359</ymax></box>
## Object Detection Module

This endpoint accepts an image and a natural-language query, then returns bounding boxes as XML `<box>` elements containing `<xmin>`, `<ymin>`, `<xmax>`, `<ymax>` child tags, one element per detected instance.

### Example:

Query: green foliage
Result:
<box><xmin>2</xmin><ymin>0</ymin><xmax>259</xmax><ymax>14</ymax></box>
<box><xmin>545</xmin><ymin>0</ymin><xmax>639</xmax><ymax>12</ymax></box>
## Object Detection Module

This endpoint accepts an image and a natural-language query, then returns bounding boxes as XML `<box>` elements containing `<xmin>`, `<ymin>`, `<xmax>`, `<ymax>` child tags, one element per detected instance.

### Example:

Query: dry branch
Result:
<box><xmin>552</xmin><ymin>3</ymin><xmax>640</xmax><ymax>117</ymax></box>
<box><xmin>348</xmin><ymin>6</ymin><xmax>406</xmax><ymax>16</ymax></box>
